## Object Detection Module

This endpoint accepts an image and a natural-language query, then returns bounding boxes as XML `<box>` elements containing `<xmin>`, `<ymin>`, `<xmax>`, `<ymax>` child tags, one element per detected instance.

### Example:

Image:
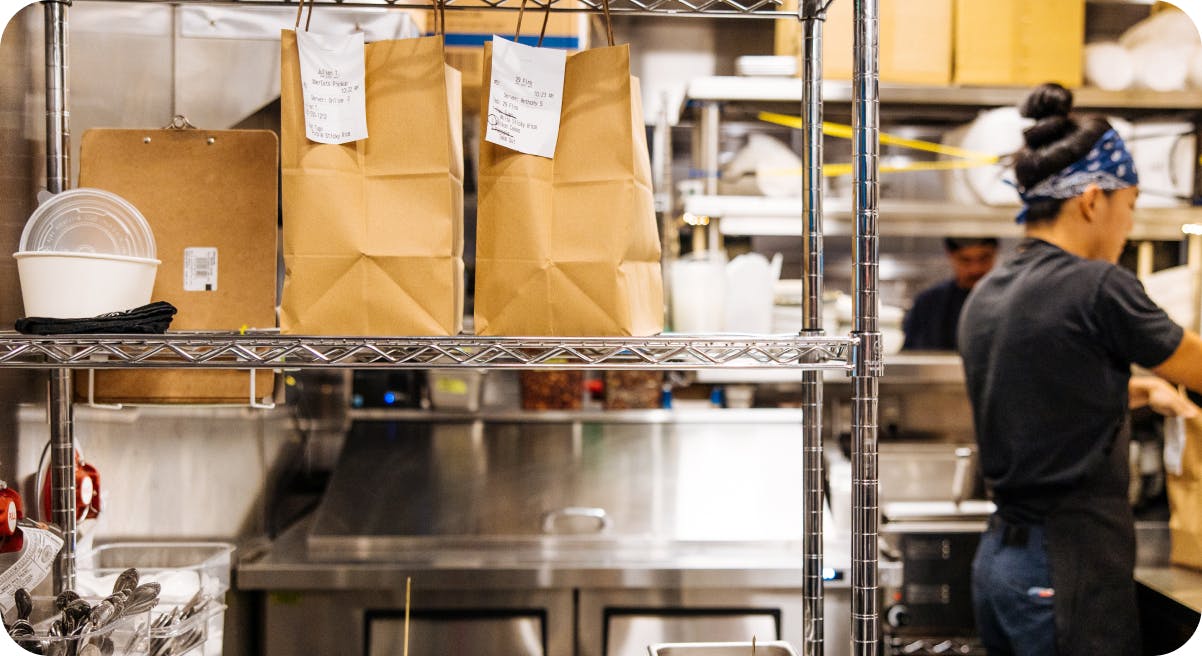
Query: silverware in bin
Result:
<box><xmin>648</xmin><ymin>641</ymin><xmax>800</xmax><ymax>656</ymax></box>
<box><xmin>4</xmin><ymin>568</ymin><xmax>162</xmax><ymax>656</ymax></box>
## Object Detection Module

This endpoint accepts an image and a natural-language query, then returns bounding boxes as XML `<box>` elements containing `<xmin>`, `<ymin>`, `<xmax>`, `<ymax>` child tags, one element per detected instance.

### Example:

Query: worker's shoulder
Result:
<box><xmin>911</xmin><ymin>278</ymin><xmax>959</xmax><ymax>307</ymax></box>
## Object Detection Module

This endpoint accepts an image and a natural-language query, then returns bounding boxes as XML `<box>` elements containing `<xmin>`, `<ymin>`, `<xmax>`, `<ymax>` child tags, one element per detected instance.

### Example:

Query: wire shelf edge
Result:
<box><xmin>0</xmin><ymin>333</ymin><xmax>855</xmax><ymax>370</ymax></box>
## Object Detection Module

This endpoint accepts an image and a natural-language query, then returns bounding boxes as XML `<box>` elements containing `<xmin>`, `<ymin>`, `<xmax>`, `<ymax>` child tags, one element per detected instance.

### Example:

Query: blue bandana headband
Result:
<box><xmin>1015</xmin><ymin>128</ymin><xmax>1139</xmax><ymax>224</ymax></box>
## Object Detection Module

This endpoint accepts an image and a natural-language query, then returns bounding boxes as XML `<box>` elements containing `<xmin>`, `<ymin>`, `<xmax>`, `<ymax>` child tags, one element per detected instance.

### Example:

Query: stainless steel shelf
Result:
<box><xmin>76</xmin><ymin>0</ymin><xmax>784</xmax><ymax>17</ymax></box>
<box><xmin>347</xmin><ymin>407</ymin><xmax>808</xmax><ymax>423</ymax></box>
<box><xmin>694</xmin><ymin>352</ymin><xmax>966</xmax><ymax>384</ymax></box>
<box><xmin>0</xmin><ymin>332</ymin><xmax>852</xmax><ymax>370</ymax></box>
<box><xmin>687</xmin><ymin>195</ymin><xmax>1202</xmax><ymax>241</ymax></box>
<box><xmin>684</xmin><ymin>76</ymin><xmax>1202</xmax><ymax>110</ymax></box>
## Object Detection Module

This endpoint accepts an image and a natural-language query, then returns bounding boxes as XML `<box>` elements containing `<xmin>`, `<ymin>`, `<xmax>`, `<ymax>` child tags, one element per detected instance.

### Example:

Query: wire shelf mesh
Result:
<box><xmin>0</xmin><ymin>333</ymin><xmax>852</xmax><ymax>370</ymax></box>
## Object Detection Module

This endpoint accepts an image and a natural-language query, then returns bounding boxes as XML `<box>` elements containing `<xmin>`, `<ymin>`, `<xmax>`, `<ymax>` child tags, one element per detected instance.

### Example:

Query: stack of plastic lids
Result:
<box><xmin>19</xmin><ymin>189</ymin><xmax>156</xmax><ymax>257</ymax></box>
<box><xmin>14</xmin><ymin>188</ymin><xmax>160</xmax><ymax>318</ymax></box>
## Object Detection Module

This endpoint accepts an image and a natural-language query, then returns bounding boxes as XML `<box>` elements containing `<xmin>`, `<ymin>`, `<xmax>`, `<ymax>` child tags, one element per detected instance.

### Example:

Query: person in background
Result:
<box><xmin>958</xmin><ymin>82</ymin><xmax>1202</xmax><ymax>656</ymax></box>
<box><xmin>901</xmin><ymin>237</ymin><xmax>999</xmax><ymax>350</ymax></box>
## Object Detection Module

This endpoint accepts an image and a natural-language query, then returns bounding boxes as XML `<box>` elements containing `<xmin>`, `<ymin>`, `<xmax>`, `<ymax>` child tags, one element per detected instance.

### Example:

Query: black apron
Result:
<box><xmin>1043</xmin><ymin>419</ymin><xmax>1140</xmax><ymax>656</ymax></box>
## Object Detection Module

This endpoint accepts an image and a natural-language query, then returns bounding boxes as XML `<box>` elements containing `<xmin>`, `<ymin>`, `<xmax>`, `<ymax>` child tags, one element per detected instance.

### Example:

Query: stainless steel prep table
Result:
<box><xmin>238</xmin><ymin>417</ymin><xmax>857</xmax><ymax>656</ymax></box>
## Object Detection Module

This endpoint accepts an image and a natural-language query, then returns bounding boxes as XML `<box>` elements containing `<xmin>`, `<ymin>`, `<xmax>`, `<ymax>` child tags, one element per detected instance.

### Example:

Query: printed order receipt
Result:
<box><xmin>485</xmin><ymin>36</ymin><xmax>567</xmax><ymax>159</ymax></box>
<box><xmin>0</xmin><ymin>525</ymin><xmax>63</xmax><ymax>616</ymax></box>
<box><xmin>296</xmin><ymin>30</ymin><xmax>368</xmax><ymax>145</ymax></box>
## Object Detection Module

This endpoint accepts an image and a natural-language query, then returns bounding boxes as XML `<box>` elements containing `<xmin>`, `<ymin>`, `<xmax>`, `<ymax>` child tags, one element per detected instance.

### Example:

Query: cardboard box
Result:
<box><xmin>436</xmin><ymin>2</ymin><xmax>589</xmax><ymax>113</ymax></box>
<box><xmin>776</xmin><ymin>0</ymin><xmax>952</xmax><ymax>85</ymax></box>
<box><xmin>954</xmin><ymin>0</ymin><xmax>1085</xmax><ymax>87</ymax></box>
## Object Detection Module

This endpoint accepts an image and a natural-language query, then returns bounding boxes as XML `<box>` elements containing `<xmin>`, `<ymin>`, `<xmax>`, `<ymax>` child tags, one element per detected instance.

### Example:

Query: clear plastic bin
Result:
<box><xmin>74</xmin><ymin>542</ymin><xmax>234</xmax><ymax>656</ymax></box>
<box><xmin>142</xmin><ymin>602</ymin><xmax>227</xmax><ymax>656</ymax></box>
<box><xmin>5</xmin><ymin>595</ymin><xmax>151</xmax><ymax>656</ymax></box>
<box><xmin>76</xmin><ymin>543</ymin><xmax>233</xmax><ymax>605</ymax></box>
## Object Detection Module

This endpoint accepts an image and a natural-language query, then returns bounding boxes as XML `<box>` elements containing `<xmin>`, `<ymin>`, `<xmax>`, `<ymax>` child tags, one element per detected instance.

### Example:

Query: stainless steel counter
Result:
<box><xmin>240</xmin><ymin>418</ymin><xmax>856</xmax><ymax>590</ymax></box>
<box><xmin>1136</xmin><ymin>566</ymin><xmax>1202</xmax><ymax>614</ymax></box>
<box><xmin>301</xmin><ymin>420</ymin><xmax>852</xmax><ymax>567</ymax></box>
<box><xmin>238</xmin><ymin>516</ymin><xmax>851</xmax><ymax>592</ymax></box>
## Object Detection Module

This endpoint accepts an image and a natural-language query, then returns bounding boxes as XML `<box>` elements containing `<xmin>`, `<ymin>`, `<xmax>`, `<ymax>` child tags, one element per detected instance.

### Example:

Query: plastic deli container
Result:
<box><xmin>19</xmin><ymin>188</ymin><xmax>156</xmax><ymax>258</ymax></box>
<box><xmin>14</xmin><ymin>188</ymin><xmax>160</xmax><ymax>318</ymax></box>
<box><xmin>75</xmin><ymin>542</ymin><xmax>235</xmax><ymax>656</ymax></box>
<box><xmin>15</xmin><ymin>251</ymin><xmax>159</xmax><ymax>318</ymax></box>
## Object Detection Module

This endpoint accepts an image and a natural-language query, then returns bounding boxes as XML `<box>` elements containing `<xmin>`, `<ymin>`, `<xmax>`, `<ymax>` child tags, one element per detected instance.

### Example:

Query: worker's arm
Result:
<box><xmin>1152</xmin><ymin>329</ymin><xmax>1202</xmax><ymax>398</ymax></box>
<box><xmin>1130</xmin><ymin>375</ymin><xmax>1198</xmax><ymax>417</ymax></box>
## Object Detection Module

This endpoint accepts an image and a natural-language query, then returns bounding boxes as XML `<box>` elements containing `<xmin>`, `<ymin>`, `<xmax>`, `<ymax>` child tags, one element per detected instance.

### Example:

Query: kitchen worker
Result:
<box><xmin>902</xmin><ymin>237</ymin><xmax>999</xmax><ymax>350</ymax></box>
<box><xmin>958</xmin><ymin>82</ymin><xmax>1202</xmax><ymax>656</ymax></box>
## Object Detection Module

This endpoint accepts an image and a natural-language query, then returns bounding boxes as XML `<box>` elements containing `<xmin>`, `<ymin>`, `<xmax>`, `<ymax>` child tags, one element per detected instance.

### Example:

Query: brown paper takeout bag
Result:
<box><xmin>77</xmin><ymin>127</ymin><xmax>277</xmax><ymax>404</ymax></box>
<box><xmin>280</xmin><ymin>30</ymin><xmax>464</xmax><ymax>335</ymax></box>
<box><xmin>1169</xmin><ymin>413</ymin><xmax>1202</xmax><ymax>569</ymax></box>
<box><xmin>475</xmin><ymin>38</ymin><xmax>663</xmax><ymax>336</ymax></box>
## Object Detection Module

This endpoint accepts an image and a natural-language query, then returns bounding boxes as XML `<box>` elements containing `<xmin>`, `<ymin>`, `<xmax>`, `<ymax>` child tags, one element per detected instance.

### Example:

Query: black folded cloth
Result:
<box><xmin>15</xmin><ymin>301</ymin><xmax>178</xmax><ymax>335</ymax></box>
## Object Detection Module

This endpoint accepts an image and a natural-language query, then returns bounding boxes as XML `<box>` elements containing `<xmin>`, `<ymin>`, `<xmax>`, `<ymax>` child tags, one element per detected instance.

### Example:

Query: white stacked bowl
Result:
<box><xmin>14</xmin><ymin>188</ymin><xmax>159</xmax><ymax>318</ymax></box>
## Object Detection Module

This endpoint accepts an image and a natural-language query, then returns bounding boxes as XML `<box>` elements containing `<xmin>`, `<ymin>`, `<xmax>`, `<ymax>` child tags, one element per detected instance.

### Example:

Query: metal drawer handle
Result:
<box><xmin>541</xmin><ymin>507</ymin><xmax>611</xmax><ymax>534</ymax></box>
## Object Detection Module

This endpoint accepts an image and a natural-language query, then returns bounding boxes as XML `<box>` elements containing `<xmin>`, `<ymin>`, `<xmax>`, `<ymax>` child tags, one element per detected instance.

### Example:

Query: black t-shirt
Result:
<box><xmin>903</xmin><ymin>278</ymin><xmax>970</xmax><ymax>351</ymax></box>
<box><xmin>957</xmin><ymin>238</ymin><xmax>1183</xmax><ymax>524</ymax></box>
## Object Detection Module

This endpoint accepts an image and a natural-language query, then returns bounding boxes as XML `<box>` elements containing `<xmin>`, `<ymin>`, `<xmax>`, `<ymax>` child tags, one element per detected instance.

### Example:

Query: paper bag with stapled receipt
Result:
<box><xmin>279</xmin><ymin>8</ymin><xmax>464</xmax><ymax>335</ymax></box>
<box><xmin>474</xmin><ymin>2</ymin><xmax>663</xmax><ymax>336</ymax></box>
<box><xmin>76</xmin><ymin>125</ymin><xmax>277</xmax><ymax>404</ymax></box>
<box><xmin>1168</xmin><ymin>413</ymin><xmax>1202</xmax><ymax>569</ymax></box>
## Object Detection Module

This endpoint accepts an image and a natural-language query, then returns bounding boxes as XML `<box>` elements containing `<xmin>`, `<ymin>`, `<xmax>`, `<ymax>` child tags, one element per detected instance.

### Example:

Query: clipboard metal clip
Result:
<box><xmin>163</xmin><ymin>115</ymin><xmax>198</xmax><ymax>131</ymax></box>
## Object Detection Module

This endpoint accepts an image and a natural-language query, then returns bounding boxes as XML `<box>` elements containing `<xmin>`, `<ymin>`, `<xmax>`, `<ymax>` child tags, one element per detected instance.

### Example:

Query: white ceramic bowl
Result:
<box><xmin>15</xmin><ymin>251</ymin><xmax>159</xmax><ymax>318</ymax></box>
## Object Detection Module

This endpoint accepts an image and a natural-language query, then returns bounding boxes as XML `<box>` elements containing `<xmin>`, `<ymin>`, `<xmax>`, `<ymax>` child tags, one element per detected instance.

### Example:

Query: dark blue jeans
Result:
<box><xmin>971</xmin><ymin>519</ymin><xmax>1057</xmax><ymax>656</ymax></box>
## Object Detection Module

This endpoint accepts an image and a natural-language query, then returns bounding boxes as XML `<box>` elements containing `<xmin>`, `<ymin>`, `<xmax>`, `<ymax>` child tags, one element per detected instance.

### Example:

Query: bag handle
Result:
<box><xmin>432</xmin><ymin>0</ymin><xmax>447</xmax><ymax>39</ymax></box>
<box><xmin>600</xmin><ymin>0</ymin><xmax>614</xmax><ymax>47</ymax></box>
<box><xmin>514</xmin><ymin>0</ymin><xmax>553</xmax><ymax>47</ymax></box>
<box><xmin>294</xmin><ymin>0</ymin><xmax>315</xmax><ymax>32</ymax></box>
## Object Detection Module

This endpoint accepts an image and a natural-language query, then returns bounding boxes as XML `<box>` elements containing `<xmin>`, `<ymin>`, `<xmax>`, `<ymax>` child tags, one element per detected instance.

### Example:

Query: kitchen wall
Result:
<box><xmin>0</xmin><ymin>6</ymin><xmax>46</xmax><ymax>502</ymax></box>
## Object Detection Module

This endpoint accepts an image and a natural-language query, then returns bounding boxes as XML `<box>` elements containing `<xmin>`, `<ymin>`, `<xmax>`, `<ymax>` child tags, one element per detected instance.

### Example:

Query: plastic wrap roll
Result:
<box><xmin>720</xmin><ymin>133</ymin><xmax>804</xmax><ymax>198</ymax></box>
<box><xmin>1189</xmin><ymin>48</ymin><xmax>1202</xmax><ymax>89</ymax></box>
<box><xmin>1119</xmin><ymin>7</ymin><xmax>1200</xmax><ymax>51</ymax></box>
<box><xmin>1130</xmin><ymin>120</ymin><xmax>1195</xmax><ymax>208</ymax></box>
<box><xmin>1084</xmin><ymin>42</ymin><xmax>1134</xmax><ymax>91</ymax></box>
<box><xmin>1131</xmin><ymin>43</ymin><xmax>1189</xmax><ymax>91</ymax></box>
<box><xmin>942</xmin><ymin>107</ymin><xmax>1024</xmax><ymax>207</ymax></box>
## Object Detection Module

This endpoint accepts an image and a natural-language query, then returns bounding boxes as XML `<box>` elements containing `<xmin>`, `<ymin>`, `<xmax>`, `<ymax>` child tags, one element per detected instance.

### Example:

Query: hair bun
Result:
<box><xmin>1020</xmin><ymin>83</ymin><xmax>1075</xmax><ymax>149</ymax></box>
<box><xmin>1020</xmin><ymin>82</ymin><xmax>1073</xmax><ymax>120</ymax></box>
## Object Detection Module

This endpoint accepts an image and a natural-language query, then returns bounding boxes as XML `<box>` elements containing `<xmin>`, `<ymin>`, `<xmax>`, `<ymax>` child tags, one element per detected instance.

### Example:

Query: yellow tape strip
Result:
<box><xmin>757</xmin><ymin>111</ymin><xmax>1000</xmax><ymax>164</ymax></box>
<box><xmin>763</xmin><ymin>158</ymin><xmax>996</xmax><ymax>178</ymax></box>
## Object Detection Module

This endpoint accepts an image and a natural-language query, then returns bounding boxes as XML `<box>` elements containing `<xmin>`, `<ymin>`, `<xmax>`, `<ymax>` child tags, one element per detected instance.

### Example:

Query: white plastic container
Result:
<box><xmin>15</xmin><ymin>251</ymin><xmax>159</xmax><ymax>318</ymax></box>
<box><xmin>670</xmin><ymin>257</ymin><xmax>726</xmax><ymax>333</ymax></box>
<box><xmin>429</xmin><ymin>370</ymin><xmax>484</xmax><ymax>412</ymax></box>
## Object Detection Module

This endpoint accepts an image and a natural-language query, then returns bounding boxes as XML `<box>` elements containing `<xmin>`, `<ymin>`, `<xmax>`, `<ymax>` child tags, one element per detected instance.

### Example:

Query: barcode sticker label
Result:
<box><xmin>184</xmin><ymin>247</ymin><xmax>218</xmax><ymax>292</ymax></box>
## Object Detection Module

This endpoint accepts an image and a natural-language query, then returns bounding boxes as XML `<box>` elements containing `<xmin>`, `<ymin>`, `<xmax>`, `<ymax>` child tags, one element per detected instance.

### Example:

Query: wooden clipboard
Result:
<box><xmin>76</xmin><ymin>123</ymin><xmax>278</xmax><ymax>404</ymax></box>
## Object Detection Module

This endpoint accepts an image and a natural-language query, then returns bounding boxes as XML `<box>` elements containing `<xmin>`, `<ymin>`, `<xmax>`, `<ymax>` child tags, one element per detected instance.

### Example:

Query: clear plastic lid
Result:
<box><xmin>18</xmin><ymin>188</ymin><xmax>156</xmax><ymax>258</ymax></box>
